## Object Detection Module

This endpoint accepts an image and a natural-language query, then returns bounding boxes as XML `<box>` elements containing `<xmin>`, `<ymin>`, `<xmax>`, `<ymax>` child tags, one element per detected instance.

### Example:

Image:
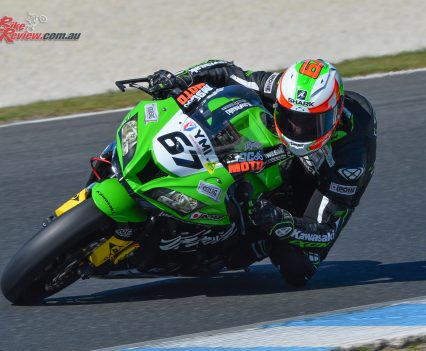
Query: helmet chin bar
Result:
<box><xmin>281</xmin><ymin>136</ymin><xmax>314</xmax><ymax>157</ymax></box>
<box><xmin>281</xmin><ymin>134</ymin><xmax>330</xmax><ymax>157</ymax></box>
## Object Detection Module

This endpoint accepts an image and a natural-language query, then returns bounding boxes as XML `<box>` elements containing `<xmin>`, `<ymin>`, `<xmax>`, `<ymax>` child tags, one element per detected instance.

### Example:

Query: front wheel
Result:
<box><xmin>1</xmin><ymin>198</ymin><xmax>112</xmax><ymax>305</ymax></box>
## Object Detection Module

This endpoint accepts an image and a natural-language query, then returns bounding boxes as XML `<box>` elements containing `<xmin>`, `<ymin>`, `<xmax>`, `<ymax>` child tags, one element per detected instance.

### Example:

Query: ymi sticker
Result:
<box><xmin>329</xmin><ymin>182</ymin><xmax>357</xmax><ymax>196</ymax></box>
<box><xmin>144</xmin><ymin>103</ymin><xmax>158</xmax><ymax>123</ymax></box>
<box><xmin>197</xmin><ymin>180</ymin><xmax>221</xmax><ymax>202</ymax></box>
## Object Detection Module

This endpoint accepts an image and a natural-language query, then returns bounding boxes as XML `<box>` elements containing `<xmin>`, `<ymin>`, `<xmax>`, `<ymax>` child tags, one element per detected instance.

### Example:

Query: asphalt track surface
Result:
<box><xmin>0</xmin><ymin>72</ymin><xmax>425</xmax><ymax>351</ymax></box>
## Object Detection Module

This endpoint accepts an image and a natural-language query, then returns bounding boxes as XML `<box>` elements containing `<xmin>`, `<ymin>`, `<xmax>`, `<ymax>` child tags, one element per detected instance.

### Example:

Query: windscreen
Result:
<box><xmin>189</xmin><ymin>85</ymin><xmax>265</xmax><ymax>153</ymax></box>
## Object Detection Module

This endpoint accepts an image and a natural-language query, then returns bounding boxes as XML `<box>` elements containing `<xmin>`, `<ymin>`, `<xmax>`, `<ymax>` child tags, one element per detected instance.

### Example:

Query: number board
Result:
<box><xmin>153</xmin><ymin>111</ymin><xmax>220</xmax><ymax>176</ymax></box>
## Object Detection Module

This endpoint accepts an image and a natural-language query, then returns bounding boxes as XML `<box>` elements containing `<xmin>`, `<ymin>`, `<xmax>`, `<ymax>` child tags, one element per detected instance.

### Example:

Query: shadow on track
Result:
<box><xmin>311</xmin><ymin>259</ymin><xmax>426</xmax><ymax>288</ymax></box>
<box><xmin>42</xmin><ymin>260</ymin><xmax>426</xmax><ymax>305</ymax></box>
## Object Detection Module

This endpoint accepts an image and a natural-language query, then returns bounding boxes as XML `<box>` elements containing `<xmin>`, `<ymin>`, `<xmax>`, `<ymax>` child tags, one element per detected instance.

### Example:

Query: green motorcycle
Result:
<box><xmin>1</xmin><ymin>79</ymin><xmax>290</xmax><ymax>305</ymax></box>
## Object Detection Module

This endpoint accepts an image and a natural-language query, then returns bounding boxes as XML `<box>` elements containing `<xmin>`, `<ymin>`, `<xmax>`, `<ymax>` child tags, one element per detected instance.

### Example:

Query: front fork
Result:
<box><xmin>54</xmin><ymin>178</ymin><xmax>148</xmax><ymax>271</ymax></box>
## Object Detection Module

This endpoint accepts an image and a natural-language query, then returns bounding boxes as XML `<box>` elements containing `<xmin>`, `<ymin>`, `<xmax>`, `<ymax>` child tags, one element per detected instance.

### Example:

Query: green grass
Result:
<box><xmin>0</xmin><ymin>89</ymin><xmax>151</xmax><ymax>123</ymax></box>
<box><xmin>334</xmin><ymin>49</ymin><xmax>426</xmax><ymax>77</ymax></box>
<box><xmin>1</xmin><ymin>49</ymin><xmax>425</xmax><ymax>123</ymax></box>
<box><xmin>354</xmin><ymin>340</ymin><xmax>426</xmax><ymax>350</ymax></box>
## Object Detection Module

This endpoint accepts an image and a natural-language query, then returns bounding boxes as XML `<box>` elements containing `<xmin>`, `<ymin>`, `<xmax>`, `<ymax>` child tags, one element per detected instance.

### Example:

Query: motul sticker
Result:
<box><xmin>329</xmin><ymin>182</ymin><xmax>357</xmax><ymax>196</ymax></box>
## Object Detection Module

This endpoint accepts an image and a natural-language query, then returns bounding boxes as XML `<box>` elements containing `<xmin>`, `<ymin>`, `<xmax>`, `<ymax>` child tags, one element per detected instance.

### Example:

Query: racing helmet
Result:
<box><xmin>274</xmin><ymin>59</ymin><xmax>344</xmax><ymax>156</ymax></box>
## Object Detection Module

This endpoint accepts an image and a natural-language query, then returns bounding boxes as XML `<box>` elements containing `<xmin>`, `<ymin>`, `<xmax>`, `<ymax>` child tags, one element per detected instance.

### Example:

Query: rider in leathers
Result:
<box><xmin>149</xmin><ymin>59</ymin><xmax>377</xmax><ymax>286</ymax></box>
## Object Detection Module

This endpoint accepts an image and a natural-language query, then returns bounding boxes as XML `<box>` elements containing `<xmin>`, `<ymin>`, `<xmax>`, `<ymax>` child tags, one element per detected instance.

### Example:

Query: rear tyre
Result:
<box><xmin>1</xmin><ymin>198</ymin><xmax>113</xmax><ymax>305</ymax></box>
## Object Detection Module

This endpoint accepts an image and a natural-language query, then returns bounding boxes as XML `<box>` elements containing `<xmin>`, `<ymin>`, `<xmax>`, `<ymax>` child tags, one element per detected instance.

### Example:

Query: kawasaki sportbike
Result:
<box><xmin>1</xmin><ymin>79</ymin><xmax>290</xmax><ymax>305</ymax></box>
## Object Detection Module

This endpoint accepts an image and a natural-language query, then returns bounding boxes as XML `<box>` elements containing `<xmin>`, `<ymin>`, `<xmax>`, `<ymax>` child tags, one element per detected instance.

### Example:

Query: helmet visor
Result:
<box><xmin>275</xmin><ymin>100</ymin><xmax>342</xmax><ymax>143</ymax></box>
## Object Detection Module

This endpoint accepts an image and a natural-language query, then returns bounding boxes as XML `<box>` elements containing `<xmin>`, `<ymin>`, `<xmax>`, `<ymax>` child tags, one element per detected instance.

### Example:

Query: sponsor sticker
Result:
<box><xmin>297</xmin><ymin>89</ymin><xmax>308</xmax><ymax>101</ymax></box>
<box><xmin>115</xmin><ymin>228</ymin><xmax>134</xmax><ymax>239</ymax></box>
<box><xmin>337</xmin><ymin>167</ymin><xmax>365</xmax><ymax>181</ymax></box>
<box><xmin>263</xmin><ymin>144</ymin><xmax>290</xmax><ymax>165</ymax></box>
<box><xmin>264</xmin><ymin>72</ymin><xmax>280</xmax><ymax>94</ymax></box>
<box><xmin>225</xmin><ymin>151</ymin><xmax>265</xmax><ymax>174</ymax></box>
<box><xmin>183</xmin><ymin>120</ymin><xmax>197</xmax><ymax>131</ymax></box>
<box><xmin>204</xmin><ymin>161</ymin><xmax>217</xmax><ymax>174</ymax></box>
<box><xmin>274</xmin><ymin>226</ymin><xmax>293</xmax><ymax>238</ymax></box>
<box><xmin>197</xmin><ymin>180</ymin><xmax>221</xmax><ymax>202</ymax></box>
<box><xmin>228</xmin><ymin>151</ymin><xmax>264</xmax><ymax>162</ymax></box>
<box><xmin>227</xmin><ymin>161</ymin><xmax>264</xmax><ymax>174</ymax></box>
<box><xmin>291</xmin><ymin>230</ymin><xmax>335</xmax><ymax>243</ymax></box>
<box><xmin>223</xmin><ymin>101</ymin><xmax>252</xmax><ymax>116</ymax></box>
<box><xmin>176</xmin><ymin>83</ymin><xmax>214</xmax><ymax>108</ymax></box>
<box><xmin>329</xmin><ymin>182</ymin><xmax>357</xmax><ymax>196</ymax></box>
<box><xmin>190</xmin><ymin>212</ymin><xmax>224</xmax><ymax>221</ymax></box>
<box><xmin>187</xmin><ymin>60</ymin><xmax>228</xmax><ymax>74</ymax></box>
<box><xmin>144</xmin><ymin>103</ymin><xmax>158</xmax><ymax>123</ymax></box>
<box><xmin>323</xmin><ymin>144</ymin><xmax>335</xmax><ymax>167</ymax></box>
<box><xmin>288</xmin><ymin>97</ymin><xmax>314</xmax><ymax>107</ymax></box>
<box><xmin>244</xmin><ymin>140</ymin><xmax>263</xmax><ymax>151</ymax></box>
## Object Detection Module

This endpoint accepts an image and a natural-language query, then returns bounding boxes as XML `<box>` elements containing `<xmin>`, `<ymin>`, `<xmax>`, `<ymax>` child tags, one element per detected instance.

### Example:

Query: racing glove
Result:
<box><xmin>148</xmin><ymin>70</ymin><xmax>188</xmax><ymax>98</ymax></box>
<box><xmin>249</xmin><ymin>199</ymin><xmax>294</xmax><ymax>241</ymax></box>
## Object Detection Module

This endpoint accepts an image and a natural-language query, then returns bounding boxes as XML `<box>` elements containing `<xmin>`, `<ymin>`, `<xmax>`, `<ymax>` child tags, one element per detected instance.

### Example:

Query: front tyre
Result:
<box><xmin>1</xmin><ymin>198</ymin><xmax>112</xmax><ymax>305</ymax></box>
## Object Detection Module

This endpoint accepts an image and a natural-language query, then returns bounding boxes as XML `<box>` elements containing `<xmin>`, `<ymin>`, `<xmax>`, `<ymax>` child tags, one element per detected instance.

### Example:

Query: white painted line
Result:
<box><xmin>94</xmin><ymin>296</ymin><xmax>426</xmax><ymax>351</ymax></box>
<box><xmin>1</xmin><ymin>67</ymin><xmax>426</xmax><ymax>129</ymax></box>
<box><xmin>0</xmin><ymin>107</ymin><xmax>132</xmax><ymax>129</ymax></box>
<box><xmin>345</xmin><ymin>67</ymin><xmax>426</xmax><ymax>81</ymax></box>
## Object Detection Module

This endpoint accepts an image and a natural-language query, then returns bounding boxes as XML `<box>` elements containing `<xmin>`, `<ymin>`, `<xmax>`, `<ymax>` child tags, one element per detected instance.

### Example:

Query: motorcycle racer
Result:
<box><xmin>148</xmin><ymin>59</ymin><xmax>377</xmax><ymax>287</ymax></box>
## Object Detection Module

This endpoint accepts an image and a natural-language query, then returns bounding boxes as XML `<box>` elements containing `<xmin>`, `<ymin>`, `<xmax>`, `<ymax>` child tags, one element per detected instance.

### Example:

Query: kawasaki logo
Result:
<box><xmin>291</xmin><ymin>230</ymin><xmax>335</xmax><ymax>243</ymax></box>
<box><xmin>223</xmin><ymin>101</ymin><xmax>252</xmax><ymax>115</ymax></box>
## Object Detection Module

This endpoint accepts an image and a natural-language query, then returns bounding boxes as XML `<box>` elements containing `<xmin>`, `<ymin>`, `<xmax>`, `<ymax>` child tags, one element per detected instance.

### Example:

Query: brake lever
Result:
<box><xmin>115</xmin><ymin>78</ymin><xmax>152</xmax><ymax>95</ymax></box>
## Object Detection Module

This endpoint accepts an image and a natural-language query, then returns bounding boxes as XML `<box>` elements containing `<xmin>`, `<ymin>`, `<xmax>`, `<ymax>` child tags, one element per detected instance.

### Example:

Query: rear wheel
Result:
<box><xmin>1</xmin><ymin>198</ymin><xmax>113</xmax><ymax>305</ymax></box>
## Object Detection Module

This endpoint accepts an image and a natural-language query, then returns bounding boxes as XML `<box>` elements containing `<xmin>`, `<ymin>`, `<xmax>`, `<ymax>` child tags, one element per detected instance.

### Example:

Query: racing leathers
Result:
<box><xmin>161</xmin><ymin>60</ymin><xmax>377</xmax><ymax>286</ymax></box>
